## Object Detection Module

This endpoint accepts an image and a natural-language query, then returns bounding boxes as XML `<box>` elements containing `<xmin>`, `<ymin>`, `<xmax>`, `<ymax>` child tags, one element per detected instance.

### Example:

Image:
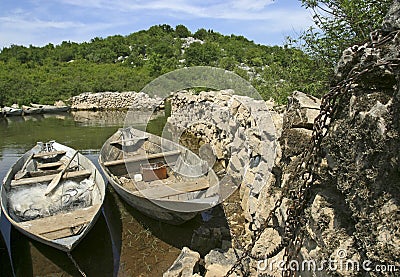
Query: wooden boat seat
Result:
<box><xmin>104</xmin><ymin>150</ymin><xmax>181</xmax><ymax>167</ymax></box>
<box><xmin>132</xmin><ymin>179</ymin><xmax>209</xmax><ymax>199</ymax></box>
<box><xmin>37</xmin><ymin>161</ymin><xmax>64</xmax><ymax>169</ymax></box>
<box><xmin>11</xmin><ymin>170</ymin><xmax>91</xmax><ymax>187</ymax></box>
<box><xmin>16</xmin><ymin>204</ymin><xmax>101</xmax><ymax>240</ymax></box>
<box><xmin>33</xmin><ymin>151</ymin><xmax>66</xmax><ymax>159</ymax></box>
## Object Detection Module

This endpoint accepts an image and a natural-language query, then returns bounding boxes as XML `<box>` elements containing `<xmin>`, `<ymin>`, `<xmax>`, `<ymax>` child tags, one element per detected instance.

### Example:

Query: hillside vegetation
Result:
<box><xmin>0</xmin><ymin>24</ymin><xmax>327</xmax><ymax>106</ymax></box>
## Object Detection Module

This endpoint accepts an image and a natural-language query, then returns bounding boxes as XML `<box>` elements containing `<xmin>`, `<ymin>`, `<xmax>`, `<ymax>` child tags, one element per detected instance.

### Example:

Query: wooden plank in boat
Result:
<box><xmin>33</xmin><ymin>151</ymin><xmax>66</xmax><ymax>159</ymax></box>
<box><xmin>11</xmin><ymin>170</ymin><xmax>91</xmax><ymax>187</ymax></box>
<box><xmin>29</xmin><ymin>169</ymin><xmax>63</xmax><ymax>177</ymax></box>
<box><xmin>104</xmin><ymin>150</ymin><xmax>181</xmax><ymax>167</ymax></box>
<box><xmin>132</xmin><ymin>179</ymin><xmax>209</xmax><ymax>199</ymax></box>
<box><xmin>16</xmin><ymin>204</ymin><xmax>100</xmax><ymax>240</ymax></box>
<box><xmin>37</xmin><ymin>161</ymin><xmax>64</xmax><ymax>169</ymax></box>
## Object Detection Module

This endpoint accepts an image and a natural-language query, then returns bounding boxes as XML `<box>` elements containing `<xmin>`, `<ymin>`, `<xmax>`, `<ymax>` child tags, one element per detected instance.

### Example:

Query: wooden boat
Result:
<box><xmin>31</xmin><ymin>103</ymin><xmax>70</xmax><ymax>113</ymax></box>
<box><xmin>99</xmin><ymin>127</ymin><xmax>220</xmax><ymax>225</ymax></box>
<box><xmin>1</xmin><ymin>141</ymin><xmax>106</xmax><ymax>252</ymax></box>
<box><xmin>3</xmin><ymin>107</ymin><xmax>23</xmax><ymax>116</ymax></box>
<box><xmin>22</xmin><ymin>105</ymin><xmax>43</xmax><ymax>115</ymax></box>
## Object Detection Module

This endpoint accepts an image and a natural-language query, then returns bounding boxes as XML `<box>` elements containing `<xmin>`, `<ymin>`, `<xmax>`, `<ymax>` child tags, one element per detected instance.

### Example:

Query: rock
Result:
<box><xmin>163</xmin><ymin>247</ymin><xmax>200</xmax><ymax>277</ymax></box>
<box><xmin>181</xmin><ymin>37</ymin><xmax>204</xmax><ymax>48</ymax></box>
<box><xmin>283</xmin><ymin>91</ymin><xmax>321</xmax><ymax>129</ymax></box>
<box><xmin>251</xmin><ymin>228</ymin><xmax>285</xmax><ymax>277</ymax></box>
<box><xmin>279</xmin><ymin>128</ymin><xmax>313</xmax><ymax>159</ymax></box>
<box><xmin>204</xmin><ymin>248</ymin><xmax>240</xmax><ymax>277</ymax></box>
<box><xmin>190</xmin><ymin>226</ymin><xmax>231</xmax><ymax>256</ymax></box>
<box><xmin>382</xmin><ymin>0</ymin><xmax>400</xmax><ymax>32</ymax></box>
<box><xmin>54</xmin><ymin>100</ymin><xmax>67</xmax><ymax>107</ymax></box>
<box><xmin>321</xmin><ymin>8</ymin><xmax>400</xmax><ymax>273</ymax></box>
<box><xmin>163</xmin><ymin>5</ymin><xmax>400</xmax><ymax>277</ymax></box>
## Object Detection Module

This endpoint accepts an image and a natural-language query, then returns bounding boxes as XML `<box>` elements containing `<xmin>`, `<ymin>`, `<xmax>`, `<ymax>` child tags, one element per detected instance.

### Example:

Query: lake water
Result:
<box><xmin>0</xmin><ymin>111</ymin><xmax>229</xmax><ymax>277</ymax></box>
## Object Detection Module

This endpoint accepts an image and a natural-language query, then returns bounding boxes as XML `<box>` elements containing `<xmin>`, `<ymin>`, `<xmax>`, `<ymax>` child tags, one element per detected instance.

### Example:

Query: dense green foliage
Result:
<box><xmin>298</xmin><ymin>0</ymin><xmax>392</xmax><ymax>69</ymax></box>
<box><xmin>0</xmin><ymin>24</ymin><xmax>327</xmax><ymax>106</ymax></box>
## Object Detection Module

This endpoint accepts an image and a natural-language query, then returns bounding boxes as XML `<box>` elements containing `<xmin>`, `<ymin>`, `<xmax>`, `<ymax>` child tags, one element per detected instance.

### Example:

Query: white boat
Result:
<box><xmin>31</xmin><ymin>103</ymin><xmax>70</xmax><ymax>113</ymax></box>
<box><xmin>1</xmin><ymin>141</ymin><xmax>106</xmax><ymax>252</ymax></box>
<box><xmin>22</xmin><ymin>105</ymin><xmax>43</xmax><ymax>115</ymax></box>
<box><xmin>99</xmin><ymin>127</ymin><xmax>220</xmax><ymax>225</ymax></box>
<box><xmin>3</xmin><ymin>107</ymin><xmax>23</xmax><ymax>116</ymax></box>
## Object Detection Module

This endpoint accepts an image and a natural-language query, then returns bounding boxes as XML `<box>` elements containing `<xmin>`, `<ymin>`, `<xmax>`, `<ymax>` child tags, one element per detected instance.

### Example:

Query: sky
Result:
<box><xmin>0</xmin><ymin>0</ymin><xmax>314</xmax><ymax>49</ymax></box>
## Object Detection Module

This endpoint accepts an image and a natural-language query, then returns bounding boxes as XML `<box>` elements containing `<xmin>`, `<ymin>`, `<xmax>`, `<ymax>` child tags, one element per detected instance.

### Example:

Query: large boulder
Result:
<box><xmin>323</xmin><ymin>22</ymin><xmax>400</xmax><ymax>270</ymax></box>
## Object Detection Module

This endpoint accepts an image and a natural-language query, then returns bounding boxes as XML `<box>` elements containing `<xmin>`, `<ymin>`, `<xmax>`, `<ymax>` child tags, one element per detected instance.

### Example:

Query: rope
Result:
<box><xmin>67</xmin><ymin>252</ymin><xmax>87</xmax><ymax>277</ymax></box>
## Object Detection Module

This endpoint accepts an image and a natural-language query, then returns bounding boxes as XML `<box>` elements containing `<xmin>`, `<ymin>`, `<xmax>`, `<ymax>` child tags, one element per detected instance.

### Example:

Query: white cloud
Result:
<box><xmin>0</xmin><ymin>16</ymin><xmax>85</xmax><ymax>30</ymax></box>
<box><xmin>57</xmin><ymin>0</ymin><xmax>303</xmax><ymax>21</ymax></box>
<box><xmin>0</xmin><ymin>13</ymin><xmax>124</xmax><ymax>47</ymax></box>
<box><xmin>231</xmin><ymin>0</ymin><xmax>274</xmax><ymax>11</ymax></box>
<box><xmin>0</xmin><ymin>0</ymin><xmax>314</xmax><ymax>48</ymax></box>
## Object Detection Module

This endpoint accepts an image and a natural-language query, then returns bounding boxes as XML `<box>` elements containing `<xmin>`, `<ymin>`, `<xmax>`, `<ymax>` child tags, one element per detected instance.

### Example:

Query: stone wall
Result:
<box><xmin>166</xmin><ymin>90</ymin><xmax>278</xmax><ymax>207</ymax></box>
<box><xmin>70</xmin><ymin>91</ymin><xmax>163</xmax><ymax>110</ymax></box>
<box><xmin>165</xmin><ymin>90</ymin><xmax>325</xmax><ymax>276</ymax></box>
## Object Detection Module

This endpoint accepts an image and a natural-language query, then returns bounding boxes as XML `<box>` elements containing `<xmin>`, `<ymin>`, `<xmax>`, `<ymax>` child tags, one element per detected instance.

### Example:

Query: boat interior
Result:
<box><xmin>101</xmin><ymin>128</ymin><xmax>220</xmax><ymax>201</ymax></box>
<box><xmin>3</xmin><ymin>142</ymin><xmax>102</xmax><ymax>240</ymax></box>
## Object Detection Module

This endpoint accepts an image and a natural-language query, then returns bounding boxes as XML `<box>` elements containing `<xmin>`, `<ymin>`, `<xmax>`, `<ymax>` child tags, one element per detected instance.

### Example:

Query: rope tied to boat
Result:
<box><xmin>67</xmin><ymin>252</ymin><xmax>87</xmax><ymax>277</ymax></box>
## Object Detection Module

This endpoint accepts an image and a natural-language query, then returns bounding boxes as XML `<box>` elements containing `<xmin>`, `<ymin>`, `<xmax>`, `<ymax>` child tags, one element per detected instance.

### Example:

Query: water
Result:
<box><xmin>0</xmin><ymin>110</ymin><xmax>227</xmax><ymax>277</ymax></box>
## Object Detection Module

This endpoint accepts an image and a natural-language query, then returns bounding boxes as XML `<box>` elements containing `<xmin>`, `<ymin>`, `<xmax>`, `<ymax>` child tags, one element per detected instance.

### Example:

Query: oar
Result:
<box><xmin>45</xmin><ymin>150</ymin><xmax>78</xmax><ymax>196</ymax></box>
<box><xmin>15</xmin><ymin>153</ymin><xmax>34</xmax><ymax>180</ymax></box>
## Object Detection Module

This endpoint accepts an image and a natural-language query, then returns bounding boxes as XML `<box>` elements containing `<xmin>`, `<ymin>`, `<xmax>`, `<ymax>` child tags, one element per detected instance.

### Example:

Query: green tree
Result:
<box><xmin>0</xmin><ymin>23</ymin><xmax>328</xmax><ymax>105</ymax></box>
<box><xmin>299</xmin><ymin>0</ymin><xmax>392</xmax><ymax>66</ymax></box>
<box><xmin>193</xmin><ymin>28</ymin><xmax>208</xmax><ymax>40</ymax></box>
<box><xmin>175</xmin><ymin>24</ymin><xmax>191</xmax><ymax>38</ymax></box>
<box><xmin>184</xmin><ymin>42</ymin><xmax>221</xmax><ymax>66</ymax></box>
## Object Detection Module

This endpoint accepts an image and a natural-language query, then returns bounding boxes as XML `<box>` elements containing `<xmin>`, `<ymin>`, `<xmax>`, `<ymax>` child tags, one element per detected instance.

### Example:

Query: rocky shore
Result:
<box><xmin>69</xmin><ymin>91</ymin><xmax>163</xmax><ymax>110</ymax></box>
<box><xmin>162</xmin><ymin>3</ymin><xmax>400</xmax><ymax>275</ymax></box>
<box><xmin>163</xmin><ymin>90</ymin><xmax>318</xmax><ymax>276</ymax></box>
<box><xmin>164</xmin><ymin>84</ymin><xmax>399</xmax><ymax>276</ymax></box>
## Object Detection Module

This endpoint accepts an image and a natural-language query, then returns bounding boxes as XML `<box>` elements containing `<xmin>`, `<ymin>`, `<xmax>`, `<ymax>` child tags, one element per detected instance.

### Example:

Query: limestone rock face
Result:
<box><xmin>382</xmin><ymin>0</ymin><xmax>400</xmax><ymax>32</ymax></box>
<box><xmin>324</xmin><ymin>20</ymin><xmax>400</xmax><ymax>270</ymax></box>
<box><xmin>283</xmin><ymin>90</ymin><xmax>321</xmax><ymax>129</ymax></box>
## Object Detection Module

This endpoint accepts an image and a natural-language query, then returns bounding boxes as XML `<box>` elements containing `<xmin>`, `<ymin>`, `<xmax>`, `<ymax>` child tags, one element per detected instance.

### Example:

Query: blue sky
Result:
<box><xmin>0</xmin><ymin>0</ymin><xmax>314</xmax><ymax>49</ymax></box>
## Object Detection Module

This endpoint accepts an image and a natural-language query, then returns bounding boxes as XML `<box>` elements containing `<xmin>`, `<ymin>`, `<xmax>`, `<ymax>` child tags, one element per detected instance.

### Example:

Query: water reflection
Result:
<box><xmin>10</xmin><ymin>213</ymin><xmax>114</xmax><ymax>277</ymax></box>
<box><xmin>0</xmin><ymin>110</ymin><xmax>231</xmax><ymax>276</ymax></box>
<box><xmin>0</xmin><ymin>216</ymin><xmax>14</xmax><ymax>277</ymax></box>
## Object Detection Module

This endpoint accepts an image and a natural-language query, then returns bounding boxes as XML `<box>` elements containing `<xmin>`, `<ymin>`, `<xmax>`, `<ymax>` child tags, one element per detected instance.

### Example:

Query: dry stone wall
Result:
<box><xmin>166</xmin><ymin>90</ymin><xmax>278</xmax><ymax>212</ymax></box>
<box><xmin>70</xmin><ymin>91</ymin><xmax>163</xmax><ymax>110</ymax></box>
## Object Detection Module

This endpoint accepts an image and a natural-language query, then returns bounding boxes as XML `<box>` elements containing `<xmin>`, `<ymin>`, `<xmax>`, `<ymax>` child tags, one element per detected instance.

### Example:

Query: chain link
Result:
<box><xmin>224</xmin><ymin>28</ymin><xmax>399</xmax><ymax>277</ymax></box>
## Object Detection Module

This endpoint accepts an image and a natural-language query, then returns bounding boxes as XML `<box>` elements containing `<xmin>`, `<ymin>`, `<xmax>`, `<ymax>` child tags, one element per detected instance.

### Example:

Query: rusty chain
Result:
<box><xmin>225</xmin><ymin>28</ymin><xmax>399</xmax><ymax>277</ymax></box>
